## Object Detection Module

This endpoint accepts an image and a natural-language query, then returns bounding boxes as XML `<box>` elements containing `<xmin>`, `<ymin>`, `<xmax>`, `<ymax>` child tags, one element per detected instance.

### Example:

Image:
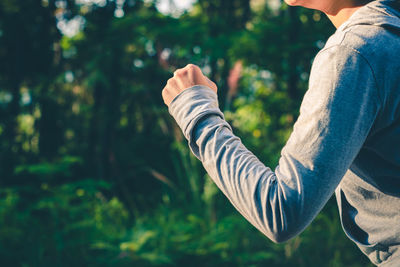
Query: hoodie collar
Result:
<box><xmin>338</xmin><ymin>0</ymin><xmax>400</xmax><ymax>32</ymax></box>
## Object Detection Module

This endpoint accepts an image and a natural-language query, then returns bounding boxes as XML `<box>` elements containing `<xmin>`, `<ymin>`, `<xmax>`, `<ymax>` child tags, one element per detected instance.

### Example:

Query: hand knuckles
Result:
<box><xmin>179</xmin><ymin>71</ymin><xmax>188</xmax><ymax>77</ymax></box>
<box><xmin>167</xmin><ymin>78</ymin><xmax>174</xmax><ymax>85</ymax></box>
<box><xmin>189</xmin><ymin>64</ymin><xmax>200</xmax><ymax>71</ymax></box>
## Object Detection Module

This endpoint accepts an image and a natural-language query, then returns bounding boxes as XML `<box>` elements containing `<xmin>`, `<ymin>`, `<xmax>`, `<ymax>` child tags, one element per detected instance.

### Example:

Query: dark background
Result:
<box><xmin>0</xmin><ymin>0</ymin><xmax>374</xmax><ymax>266</ymax></box>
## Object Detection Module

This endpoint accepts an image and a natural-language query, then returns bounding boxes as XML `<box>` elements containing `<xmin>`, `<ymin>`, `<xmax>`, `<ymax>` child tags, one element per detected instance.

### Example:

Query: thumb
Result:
<box><xmin>205</xmin><ymin>77</ymin><xmax>218</xmax><ymax>93</ymax></box>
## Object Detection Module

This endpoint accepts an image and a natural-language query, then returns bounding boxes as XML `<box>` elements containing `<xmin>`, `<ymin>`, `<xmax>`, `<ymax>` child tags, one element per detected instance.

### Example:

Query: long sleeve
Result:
<box><xmin>168</xmin><ymin>45</ymin><xmax>381</xmax><ymax>243</ymax></box>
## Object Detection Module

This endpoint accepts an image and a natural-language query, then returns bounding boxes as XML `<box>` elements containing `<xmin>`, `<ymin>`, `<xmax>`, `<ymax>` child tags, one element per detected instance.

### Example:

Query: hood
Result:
<box><xmin>340</xmin><ymin>0</ymin><xmax>400</xmax><ymax>33</ymax></box>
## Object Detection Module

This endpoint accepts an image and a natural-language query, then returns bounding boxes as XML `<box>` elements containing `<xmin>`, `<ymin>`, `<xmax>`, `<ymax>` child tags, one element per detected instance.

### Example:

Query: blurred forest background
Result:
<box><xmin>0</xmin><ymin>0</ymin><xmax>374</xmax><ymax>266</ymax></box>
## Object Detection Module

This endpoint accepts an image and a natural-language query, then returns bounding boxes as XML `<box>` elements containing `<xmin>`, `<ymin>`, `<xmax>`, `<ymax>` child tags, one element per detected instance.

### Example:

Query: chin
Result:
<box><xmin>284</xmin><ymin>0</ymin><xmax>301</xmax><ymax>6</ymax></box>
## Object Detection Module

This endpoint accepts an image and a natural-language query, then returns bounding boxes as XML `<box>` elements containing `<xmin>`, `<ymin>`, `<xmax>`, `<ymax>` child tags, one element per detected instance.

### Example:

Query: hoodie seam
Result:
<box><xmin>339</xmin><ymin>31</ymin><xmax>384</xmax><ymax>108</ymax></box>
<box><xmin>312</xmin><ymin>42</ymin><xmax>383</xmax><ymax>110</ymax></box>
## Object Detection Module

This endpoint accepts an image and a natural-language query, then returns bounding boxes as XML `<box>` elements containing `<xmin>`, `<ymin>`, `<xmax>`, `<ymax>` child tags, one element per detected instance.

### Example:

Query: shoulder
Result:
<box><xmin>311</xmin><ymin>1</ymin><xmax>400</xmax><ymax>100</ymax></box>
<box><xmin>306</xmin><ymin>36</ymin><xmax>382</xmax><ymax>115</ymax></box>
<box><xmin>317</xmin><ymin>0</ymin><xmax>400</xmax><ymax>71</ymax></box>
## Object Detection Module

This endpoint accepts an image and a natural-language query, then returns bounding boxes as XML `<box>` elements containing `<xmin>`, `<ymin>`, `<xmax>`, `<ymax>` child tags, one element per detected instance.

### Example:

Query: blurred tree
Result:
<box><xmin>0</xmin><ymin>0</ymin><xmax>67</xmax><ymax>184</ymax></box>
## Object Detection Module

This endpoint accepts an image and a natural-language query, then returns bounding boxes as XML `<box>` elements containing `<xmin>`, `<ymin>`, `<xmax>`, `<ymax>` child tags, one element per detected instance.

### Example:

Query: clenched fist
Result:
<box><xmin>162</xmin><ymin>64</ymin><xmax>218</xmax><ymax>107</ymax></box>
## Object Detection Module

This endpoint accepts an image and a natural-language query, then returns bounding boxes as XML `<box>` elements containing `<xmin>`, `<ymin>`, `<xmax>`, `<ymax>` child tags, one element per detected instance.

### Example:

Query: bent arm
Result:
<box><xmin>168</xmin><ymin>45</ymin><xmax>381</xmax><ymax>243</ymax></box>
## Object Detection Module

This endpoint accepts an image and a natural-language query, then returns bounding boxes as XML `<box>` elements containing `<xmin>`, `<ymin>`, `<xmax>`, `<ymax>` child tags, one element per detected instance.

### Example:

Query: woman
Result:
<box><xmin>161</xmin><ymin>0</ymin><xmax>400</xmax><ymax>265</ymax></box>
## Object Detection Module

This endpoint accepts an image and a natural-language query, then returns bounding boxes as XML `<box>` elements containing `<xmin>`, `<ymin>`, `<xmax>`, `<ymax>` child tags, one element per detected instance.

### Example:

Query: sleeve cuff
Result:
<box><xmin>168</xmin><ymin>85</ymin><xmax>225</xmax><ymax>142</ymax></box>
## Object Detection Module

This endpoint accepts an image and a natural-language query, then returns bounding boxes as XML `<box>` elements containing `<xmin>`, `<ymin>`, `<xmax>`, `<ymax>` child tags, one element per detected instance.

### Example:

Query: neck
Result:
<box><xmin>325</xmin><ymin>3</ymin><xmax>365</xmax><ymax>28</ymax></box>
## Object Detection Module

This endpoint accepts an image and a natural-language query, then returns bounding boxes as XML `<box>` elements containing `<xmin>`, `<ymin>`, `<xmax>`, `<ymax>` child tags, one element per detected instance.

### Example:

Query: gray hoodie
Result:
<box><xmin>168</xmin><ymin>1</ymin><xmax>400</xmax><ymax>266</ymax></box>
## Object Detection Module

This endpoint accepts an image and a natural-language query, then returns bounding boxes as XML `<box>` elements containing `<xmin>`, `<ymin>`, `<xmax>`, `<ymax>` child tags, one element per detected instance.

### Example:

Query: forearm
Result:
<box><xmin>169</xmin><ymin>86</ymin><xmax>311</xmax><ymax>243</ymax></box>
<box><xmin>193</xmin><ymin>114</ymin><xmax>302</xmax><ymax>243</ymax></box>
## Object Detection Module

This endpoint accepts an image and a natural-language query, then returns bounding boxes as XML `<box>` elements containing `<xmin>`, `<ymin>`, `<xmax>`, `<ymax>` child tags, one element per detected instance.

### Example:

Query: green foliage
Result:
<box><xmin>0</xmin><ymin>179</ymin><xmax>128</xmax><ymax>266</ymax></box>
<box><xmin>0</xmin><ymin>0</ymin><xmax>373</xmax><ymax>266</ymax></box>
<box><xmin>14</xmin><ymin>156</ymin><xmax>83</xmax><ymax>177</ymax></box>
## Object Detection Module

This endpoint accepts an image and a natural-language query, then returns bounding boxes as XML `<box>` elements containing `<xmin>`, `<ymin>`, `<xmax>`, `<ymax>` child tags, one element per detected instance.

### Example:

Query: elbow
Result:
<box><xmin>268</xmin><ymin>230</ymin><xmax>297</xmax><ymax>244</ymax></box>
<box><xmin>259</xmin><ymin>206</ymin><xmax>303</xmax><ymax>244</ymax></box>
<box><xmin>260</xmin><ymin>177</ymin><xmax>304</xmax><ymax>244</ymax></box>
